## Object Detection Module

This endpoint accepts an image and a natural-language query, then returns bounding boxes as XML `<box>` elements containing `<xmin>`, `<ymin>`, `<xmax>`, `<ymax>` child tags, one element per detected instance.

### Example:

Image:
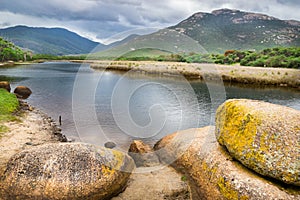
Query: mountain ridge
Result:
<box><xmin>168</xmin><ymin>8</ymin><xmax>299</xmax><ymax>52</ymax></box>
<box><xmin>0</xmin><ymin>25</ymin><xmax>105</xmax><ymax>55</ymax></box>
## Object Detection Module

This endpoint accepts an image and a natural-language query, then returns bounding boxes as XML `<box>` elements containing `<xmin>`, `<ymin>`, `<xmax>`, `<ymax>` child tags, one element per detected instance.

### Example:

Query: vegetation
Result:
<box><xmin>151</xmin><ymin>47</ymin><xmax>300</xmax><ymax>69</ymax></box>
<box><xmin>0</xmin><ymin>37</ymin><xmax>26</xmax><ymax>62</ymax></box>
<box><xmin>0</xmin><ymin>89</ymin><xmax>19</xmax><ymax>133</ymax></box>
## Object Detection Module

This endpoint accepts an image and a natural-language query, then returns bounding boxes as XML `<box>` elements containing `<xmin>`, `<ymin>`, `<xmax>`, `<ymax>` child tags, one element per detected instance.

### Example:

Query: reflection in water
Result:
<box><xmin>0</xmin><ymin>62</ymin><xmax>299</xmax><ymax>150</ymax></box>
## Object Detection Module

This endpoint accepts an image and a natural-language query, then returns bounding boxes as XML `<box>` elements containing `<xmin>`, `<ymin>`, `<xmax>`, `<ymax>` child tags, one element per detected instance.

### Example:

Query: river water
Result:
<box><xmin>1</xmin><ymin>62</ymin><xmax>299</xmax><ymax>150</ymax></box>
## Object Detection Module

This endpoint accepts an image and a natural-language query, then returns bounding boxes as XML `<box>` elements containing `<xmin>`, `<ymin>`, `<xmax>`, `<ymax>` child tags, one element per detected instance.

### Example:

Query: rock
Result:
<box><xmin>105</xmin><ymin>141</ymin><xmax>117</xmax><ymax>149</ymax></box>
<box><xmin>128</xmin><ymin>140</ymin><xmax>160</xmax><ymax>167</ymax></box>
<box><xmin>112</xmin><ymin>166</ymin><xmax>191</xmax><ymax>200</ymax></box>
<box><xmin>14</xmin><ymin>86</ymin><xmax>32</xmax><ymax>99</ymax></box>
<box><xmin>0</xmin><ymin>143</ymin><xmax>135</xmax><ymax>200</ymax></box>
<box><xmin>215</xmin><ymin>99</ymin><xmax>300</xmax><ymax>186</ymax></box>
<box><xmin>0</xmin><ymin>81</ymin><xmax>11</xmax><ymax>92</ymax></box>
<box><xmin>155</xmin><ymin>127</ymin><xmax>300</xmax><ymax>200</ymax></box>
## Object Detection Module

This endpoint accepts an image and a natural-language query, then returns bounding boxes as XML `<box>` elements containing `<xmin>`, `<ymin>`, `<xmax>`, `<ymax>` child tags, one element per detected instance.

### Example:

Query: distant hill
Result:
<box><xmin>106</xmin><ymin>34</ymin><xmax>140</xmax><ymax>49</ymax></box>
<box><xmin>91</xmin><ymin>29</ymin><xmax>207</xmax><ymax>58</ymax></box>
<box><xmin>0</xmin><ymin>26</ymin><xmax>105</xmax><ymax>55</ymax></box>
<box><xmin>119</xmin><ymin>48</ymin><xmax>171</xmax><ymax>58</ymax></box>
<box><xmin>95</xmin><ymin>9</ymin><xmax>300</xmax><ymax>56</ymax></box>
<box><xmin>169</xmin><ymin>8</ymin><xmax>300</xmax><ymax>53</ymax></box>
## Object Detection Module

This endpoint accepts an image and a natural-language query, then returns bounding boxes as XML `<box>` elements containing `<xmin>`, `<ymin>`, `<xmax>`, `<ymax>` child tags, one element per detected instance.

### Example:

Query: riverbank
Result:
<box><xmin>74</xmin><ymin>60</ymin><xmax>300</xmax><ymax>89</ymax></box>
<box><xmin>0</xmin><ymin>101</ymin><xmax>66</xmax><ymax>176</ymax></box>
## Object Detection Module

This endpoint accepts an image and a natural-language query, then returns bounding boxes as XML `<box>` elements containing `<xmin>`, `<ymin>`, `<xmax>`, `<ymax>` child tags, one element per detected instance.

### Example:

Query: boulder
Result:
<box><xmin>215</xmin><ymin>99</ymin><xmax>300</xmax><ymax>186</ymax></box>
<box><xmin>14</xmin><ymin>86</ymin><xmax>32</xmax><ymax>99</ymax></box>
<box><xmin>155</xmin><ymin>127</ymin><xmax>300</xmax><ymax>200</ymax></box>
<box><xmin>0</xmin><ymin>81</ymin><xmax>11</xmax><ymax>92</ymax></box>
<box><xmin>105</xmin><ymin>141</ymin><xmax>117</xmax><ymax>149</ymax></box>
<box><xmin>0</xmin><ymin>143</ymin><xmax>135</xmax><ymax>200</ymax></box>
<box><xmin>128</xmin><ymin>140</ymin><xmax>160</xmax><ymax>167</ymax></box>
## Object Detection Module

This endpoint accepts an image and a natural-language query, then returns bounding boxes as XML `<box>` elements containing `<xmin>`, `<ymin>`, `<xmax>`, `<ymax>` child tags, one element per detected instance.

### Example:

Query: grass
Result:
<box><xmin>0</xmin><ymin>89</ymin><xmax>19</xmax><ymax>134</ymax></box>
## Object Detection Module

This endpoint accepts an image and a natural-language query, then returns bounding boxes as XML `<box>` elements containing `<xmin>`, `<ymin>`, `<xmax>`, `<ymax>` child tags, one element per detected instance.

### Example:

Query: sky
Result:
<box><xmin>0</xmin><ymin>0</ymin><xmax>299</xmax><ymax>44</ymax></box>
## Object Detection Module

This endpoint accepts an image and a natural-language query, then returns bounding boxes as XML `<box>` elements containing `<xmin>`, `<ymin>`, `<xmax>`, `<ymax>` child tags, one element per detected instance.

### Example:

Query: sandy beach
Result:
<box><xmin>0</xmin><ymin>101</ymin><xmax>66</xmax><ymax>176</ymax></box>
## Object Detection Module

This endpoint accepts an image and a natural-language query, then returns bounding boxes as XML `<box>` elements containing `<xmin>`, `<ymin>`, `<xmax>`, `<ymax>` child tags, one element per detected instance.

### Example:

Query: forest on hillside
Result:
<box><xmin>0</xmin><ymin>37</ymin><xmax>27</xmax><ymax>62</ymax></box>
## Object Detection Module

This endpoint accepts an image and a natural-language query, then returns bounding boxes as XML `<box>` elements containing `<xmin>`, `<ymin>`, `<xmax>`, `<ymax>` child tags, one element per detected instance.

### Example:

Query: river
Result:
<box><xmin>1</xmin><ymin>62</ymin><xmax>299</xmax><ymax>150</ymax></box>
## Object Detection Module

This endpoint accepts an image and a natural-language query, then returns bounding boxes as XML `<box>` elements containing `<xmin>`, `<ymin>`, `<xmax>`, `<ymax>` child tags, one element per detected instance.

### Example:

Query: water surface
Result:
<box><xmin>1</xmin><ymin>62</ymin><xmax>299</xmax><ymax>150</ymax></box>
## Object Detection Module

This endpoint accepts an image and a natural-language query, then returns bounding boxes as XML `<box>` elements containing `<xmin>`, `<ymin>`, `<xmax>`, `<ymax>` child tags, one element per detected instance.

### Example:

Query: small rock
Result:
<box><xmin>0</xmin><ymin>81</ymin><xmax>11</xmax><ymax>92</ymax></box>
<box><xmin>128</xmin><ymin>140</ymin><xmax>160</xmax><ymax>167</ymax></box>
<box><xmin>105</xmin><ymin>141</ymin><xmax>117</xmax><ymax>149</ymax></box>
<box><xmin>0</xmin><ymin>143</ymin><xmax>135</xmax><ymax>200</ymax></box>
<box><xmin>14</xmin><ymin>86</ymin><xmax>32</xmax><ymax>99</ymax></box>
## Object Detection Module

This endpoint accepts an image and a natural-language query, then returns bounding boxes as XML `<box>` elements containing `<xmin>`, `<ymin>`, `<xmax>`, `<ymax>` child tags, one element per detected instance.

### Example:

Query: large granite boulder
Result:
<box><xmin>14</xmin><ymin>86</ymin><xmax>32</xmax><ymax>99</ymax></box>
<box><xmin>128</xmin><ymin>140</ymin><xmax>160</xmax><ymax>167</ymax></box>
<box><xmin>155</xmin><ymin>127</ymin><xmax>300</xmax><ymax>200</ymax></box>
<box><xmin>0</xmin><ymin>81</ymin><xmax>11</xmax><ymax>92</ymax></box>
<box><xmin>215</xmin><ymin>99</ymin><xmax>300</xmax><ymax>186</ymax></box>
<box><xmin>0</xmin><ymin>143</ymin><xmax>135</xmax><ymax>200</ymax></box>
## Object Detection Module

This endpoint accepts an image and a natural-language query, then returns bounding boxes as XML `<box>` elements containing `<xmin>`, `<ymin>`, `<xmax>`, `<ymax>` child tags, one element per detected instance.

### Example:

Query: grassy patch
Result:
<box><xmin>0</xmin><ymin>89</ymin><xmax>19</xmax><ymax>116</ymax></box>
<box><xmin>0</xmin><ymin>89</ymin><xmax>19</xmax><ymax>135</ymax></box>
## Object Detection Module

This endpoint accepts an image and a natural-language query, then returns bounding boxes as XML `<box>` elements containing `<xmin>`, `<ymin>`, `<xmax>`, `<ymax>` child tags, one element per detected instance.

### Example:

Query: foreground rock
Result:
<box><xmin>155</xmin><ymin>127</ymin><xmax>300</xmax><ymax>200</ymax></box>
<box><xmin>112</xmin><ymin>165</ymin><xmax>190</xmax><ymax>200</ymax></box>
<box><xmin>128</xmin><ymin>140</ymin><xmax>160</xmax><ymax>167</ymax></box>
<box><xmin>0</xmin><ymin>81</ymin><xmax>10</xmax><ymax>92</ymax></box>
<box><xmin>14</xmin><ymin>86</ymin><xmax>32</xmax><ymax>99</ymax></box>
<box><xmin>215</xmin><ymin>99</ymin><xmax>300</xmax><ymax>186</ymax></box>
<box><xmin>0</xmin><ymin>102</ymin><xmax>66</xmax><ymax>176</ymax></box>
<box><xmin>0</xmin><ymin>143</ymin><xmax>135</xmax><ymax>200</ymax></box>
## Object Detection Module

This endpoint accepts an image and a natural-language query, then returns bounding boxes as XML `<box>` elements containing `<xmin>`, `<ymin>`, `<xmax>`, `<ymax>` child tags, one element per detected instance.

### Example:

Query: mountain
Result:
<box><xmin>107</xmin><ymin>34</ymin><xmax>140</xmax><ymax>49</ymax></box>
<box><xmin>92</xmin><ymin>29</ymin><xmax>207</xmax><ymax>58</ymax></box>
<box><xmin>95</xmin><ymin>9</ymin><xmax>300</xmax><ymax>56</ymax></box>
<box><xmin>0</xmin><ymin>26</ymin><xmax>105</xmax><ymax>55</ymax></box>
<box><xmin>169</xmin><ymin>8</ymin><xmax>300</xmax><ymax>53</ymax></box>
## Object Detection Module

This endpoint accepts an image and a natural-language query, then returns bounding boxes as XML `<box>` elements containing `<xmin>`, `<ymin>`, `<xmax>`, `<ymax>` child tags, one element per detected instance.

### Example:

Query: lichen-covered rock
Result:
<box><xmin>215</xmin><ymin>99</ymin><xmax>300</xmax><ymax>186</ymax></box>
<box><xmin>0</xmin><ymin>143</ymin><xmax>135</xmax><ymax>200</ymax></box>
<box><xmin>128</xmin><ymin>140</ymin><xmax>160</xmax><ymax>167</ymax></box>
<box><xmin>14</xmin><ymin>86</ymin><xmax>32</xmax><ymax>99</ymax></box>
<box><xmin>155</xmin><ymin>127</ymin><xmax>300</xmax><ymax>200</ymax></box>
<box><xmin>0</xmin><ymin>81</ymin><xmax>11</xmax><ymax>92</ymax></box>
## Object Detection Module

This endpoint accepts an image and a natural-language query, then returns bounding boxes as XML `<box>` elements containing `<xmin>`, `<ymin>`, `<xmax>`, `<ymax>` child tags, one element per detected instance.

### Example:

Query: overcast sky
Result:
<box><xmin>0</xmin><ymin>0</ymin><xmax>299</xmax><ymax>44</ymax></box>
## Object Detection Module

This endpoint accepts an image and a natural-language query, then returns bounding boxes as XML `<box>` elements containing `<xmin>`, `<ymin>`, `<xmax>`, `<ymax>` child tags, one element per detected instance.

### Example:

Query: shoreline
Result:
<box><xmin>1</xmin><ymin>60</ymin><xmax>299</xmax><ymax>89</ymax></box>
<box><xmin>0</xmin><ymin>100</ymin><xmax>67</xmax><ymax>176</ymax></box>
<box><xmin>73</xmin><ymin>60</ymin><xmax>300</xmax><ymax>89</ymax></box>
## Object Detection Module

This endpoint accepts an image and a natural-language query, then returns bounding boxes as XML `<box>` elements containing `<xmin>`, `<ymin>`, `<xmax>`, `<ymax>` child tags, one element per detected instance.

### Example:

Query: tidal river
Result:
<box><xmin>1</xmin><ymin>62</ymin><xmax>299</xmax><ymax>151</ymax></box>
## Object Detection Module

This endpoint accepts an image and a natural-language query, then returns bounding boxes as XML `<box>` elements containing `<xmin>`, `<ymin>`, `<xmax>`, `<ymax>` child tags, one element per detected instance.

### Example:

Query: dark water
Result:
<box><xmin>1</xmin><ymin>62</ymin><xmax>299</xmax><ymax>150</ymax></box>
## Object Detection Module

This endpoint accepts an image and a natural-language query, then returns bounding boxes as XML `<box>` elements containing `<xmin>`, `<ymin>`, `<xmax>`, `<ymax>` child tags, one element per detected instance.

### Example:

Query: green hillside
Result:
<box><xmin>169</xmin><ymin>9</ymin><xmax>300</xmax><ymax>53</ymax></box>
<box><xmin>0</xmin><ymin>37</ymin><xmax>25</xmax><ymax>62</ymax></box>
<box><xmin>94</xmin><ymin>9</ymin><xmax>300</xmax><ymax>57</ymax></box>
<box><xmin>0</xmin><ymin>26</ymin><xmax>103</xmax><ymax>55</ymax></box>
<box><xmin>90</xmin><ymin>29</ymin><xmax>207</xmax><ymax>59</ymax></box>
<box><xmin>118</xmin><ymin>48</ymin><xmax>171</xmax><ymax>60</ymax></box>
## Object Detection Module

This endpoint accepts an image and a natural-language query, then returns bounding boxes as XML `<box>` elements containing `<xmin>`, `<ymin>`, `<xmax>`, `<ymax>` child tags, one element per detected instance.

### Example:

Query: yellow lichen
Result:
<box><xmin>216</xmin><ymin>101</ymin><xmax>266</xmax><ymax>171</ymax></box>
<box><xmin>111</xmin><ymin>150</ymin><xmax>125</xmax><ymax>170</ymax></box>
<box><xmin>217</xmin><ymin>177</ymin><xmax>239</xmax><ymax>200</ymax></box>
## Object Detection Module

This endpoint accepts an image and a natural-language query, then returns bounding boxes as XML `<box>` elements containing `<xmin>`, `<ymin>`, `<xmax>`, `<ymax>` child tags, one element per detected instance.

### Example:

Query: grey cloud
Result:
<box><xmin>0</xmin><ymin>0</ymin><xmax>299</xmax><ymax>43</ymax></box>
